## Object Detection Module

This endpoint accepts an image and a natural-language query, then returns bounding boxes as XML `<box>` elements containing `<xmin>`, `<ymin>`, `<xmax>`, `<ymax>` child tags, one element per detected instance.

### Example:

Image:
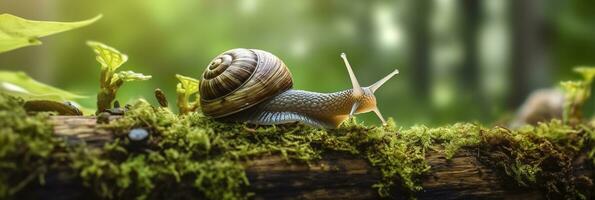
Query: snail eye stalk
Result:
<box><xmin>373</xmin><ymin>107</ymin><xmax>387</xmax><ymax>125</ymax></box>
<box><xmin>341</xmin><ymin>52</ymin><xmax>400</xmax><ymax>125</ymax></box>
<box><xmin>349</xmin><ymin>101</ymin><xmax>361</xmax><ymax>117</ymax></box>
<box><xmin>369</xmin><ymin>69</ymin><xmax>399</xmax><ymax>93</ymax></box>
<box><xmin>369</xmin><ymin>69</ymin><xmax>399</xmax><ymax>125</ymax></box>
<box><xmin>340</xmin><ymin>53</ymin><xmax>364</xmax><ymax>98</ymax></box>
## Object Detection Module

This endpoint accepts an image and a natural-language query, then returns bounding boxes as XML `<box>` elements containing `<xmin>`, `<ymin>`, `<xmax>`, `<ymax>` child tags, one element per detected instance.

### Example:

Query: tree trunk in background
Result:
<box><xmin>460</xmin><ymin>0</ymin><xmax>488</xmax><ymax>120</ymax></box>
<box><xmin>407</xmin><ymin>0</ymin><xmax>431</xmax><ymax>100</ymax></box>
<box><xmin>477</xmin><ymin>0</ymin><xmax>511</xmax><ymax>120</ymax></box>
<box><xmin>509</xmin><ymin>0</ymin><xmax>551</xmax><ymax>108</ymax></box>
<box><xmin>460</xmin><ymin>0</ymin><xmax>480</xmax><ymax>93</ymax></box>
<box><xmin>357</xmin><ymin>0</ymin><xmax>379</xmax><ymax>81</ymax></box>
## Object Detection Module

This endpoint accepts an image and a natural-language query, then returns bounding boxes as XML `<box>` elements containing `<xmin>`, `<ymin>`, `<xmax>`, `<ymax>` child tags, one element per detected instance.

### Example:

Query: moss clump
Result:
<box><xmin>479</xmin><ymin>120</ymin><xmax>593</xmax><ymax>199</ymax></box>
<box><xmin>0</xmin><ymin>93</ymin><xmax>58</xmax><ymax>198</ymax></box>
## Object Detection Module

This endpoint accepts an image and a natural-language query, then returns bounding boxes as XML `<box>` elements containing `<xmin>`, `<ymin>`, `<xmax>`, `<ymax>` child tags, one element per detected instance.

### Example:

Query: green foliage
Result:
<box><xmin>0</xmin><ymin>71</ymin><xmax>93</xmax><ymax>114</ymax></box>
<box><xmin>0</xmin><ymin>71</ymin><xmax>86</xmax><ymax>101</ymax></box>
<box><xmin>88</xmin><ymin>41</ymin><xmax>152</xmax><ymax>113</ymax></box>
<box><xmin>574</xmin><ymin>67</ymin><xmax>595</xmax><ymax>83</ymax></box>
<box><xmin>175</xmin><ymin>74</ymin><xmax>200</xmax><ymax>114</ymax></box>
<box><xmin>561</xmin><ymin>66</ymin><xmax>595</xmax><ymax>125</ymax></box>
<box><xmin>0</xmin><ymin>13</ymin><xmax>97</xmax><ymax>114</ymax></box>
<box><xmin>0</xmin><ymin>14</ymin><xmax>101</xmax><ymax>53</ymax></box>
<box><xmin>0</xmin><ymin>93</ymin><xmax>57</xmax><ymax>198</ymax></box>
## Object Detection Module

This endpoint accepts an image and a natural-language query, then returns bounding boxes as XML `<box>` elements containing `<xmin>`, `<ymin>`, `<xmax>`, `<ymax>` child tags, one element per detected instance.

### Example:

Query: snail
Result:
<box><xmin>199</xmin><ymin>48</ymin><xmax>399</xmax><ymax>128</ymax></box>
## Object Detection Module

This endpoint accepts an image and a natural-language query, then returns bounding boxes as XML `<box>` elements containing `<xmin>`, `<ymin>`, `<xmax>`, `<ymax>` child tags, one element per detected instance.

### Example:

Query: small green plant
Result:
<box><xmin>560</xmin><ymin>66</ymin><xmax>595</xmax><ymax>125</ymax></box>
<box><xmin>175</xmin><ymin>74</ymin><xmax>200</xmax><ymax>114</ymax></box>
<box><xmin>88</xmin><ymin>41</ymin><xmax>152</xmax><ymax>113</ymax></box>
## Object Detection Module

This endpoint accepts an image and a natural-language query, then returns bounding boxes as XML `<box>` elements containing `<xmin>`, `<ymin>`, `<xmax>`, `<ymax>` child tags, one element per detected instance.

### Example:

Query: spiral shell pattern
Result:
<box><xmin>199</xmin><ymin>48</ymin><xmax>293</xmax><ymax>118</ymax></box>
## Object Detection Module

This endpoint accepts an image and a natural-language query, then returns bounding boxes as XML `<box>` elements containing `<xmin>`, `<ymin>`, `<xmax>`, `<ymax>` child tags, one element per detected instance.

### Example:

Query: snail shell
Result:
<box><xmin>199</xmin><ymin>48</ymin><xmax>293</xmax><ymax>118</ymax></box>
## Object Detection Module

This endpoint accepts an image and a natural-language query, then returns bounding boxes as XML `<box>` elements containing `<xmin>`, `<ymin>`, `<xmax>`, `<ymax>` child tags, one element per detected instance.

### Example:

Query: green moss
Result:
<box><xmin>0</xmin><ymin>93</ymin><xmax>58</xmax><ymax>198</ymax></box>
<box><xmin>479</xmin><ymin>120</ymin><xmax>594</xmax><ymax>199</ymax></box>
<box><xmin>88</xmin><ymin>103</ymin><xmax>488</xmax><ymax>198</ymax></box>
<box><xmin>71</xmin><ymin>101</ymin><xmax>249</xmax><ymax>200</ymax></box>
<box><xmin>1</xmin><ymin>92</ymin><xmax>593</xmax><ymax>199</ymax></box>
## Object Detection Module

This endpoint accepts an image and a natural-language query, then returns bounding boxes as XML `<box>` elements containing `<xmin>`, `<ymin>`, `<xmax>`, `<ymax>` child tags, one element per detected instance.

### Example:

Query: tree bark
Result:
<box><xmin>46</xmin><ymin>116</ymin><xmax>580</xmax><ymax>199</ymax></box>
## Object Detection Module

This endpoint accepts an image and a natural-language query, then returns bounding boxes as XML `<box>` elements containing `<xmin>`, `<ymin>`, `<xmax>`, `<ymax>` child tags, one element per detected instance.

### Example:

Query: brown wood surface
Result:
<box><xmin>46</xmin><ymin>116</ymin><xmax>562</xmax><ymax>199</ymax></box>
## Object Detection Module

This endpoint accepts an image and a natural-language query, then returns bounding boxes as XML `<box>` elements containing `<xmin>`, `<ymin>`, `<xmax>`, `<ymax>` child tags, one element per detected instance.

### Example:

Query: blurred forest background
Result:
<box><xmin>1</xmin><ymin>0</ymin><xmax>594</xmax><ymax>126</ymax></box>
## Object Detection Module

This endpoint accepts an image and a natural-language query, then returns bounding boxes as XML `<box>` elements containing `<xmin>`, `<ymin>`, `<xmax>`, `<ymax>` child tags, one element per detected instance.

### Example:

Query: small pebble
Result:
<box><xmin>128</xmin><ymin>128</ymin><xmax>149</xmax><ymax>141</ymax></box>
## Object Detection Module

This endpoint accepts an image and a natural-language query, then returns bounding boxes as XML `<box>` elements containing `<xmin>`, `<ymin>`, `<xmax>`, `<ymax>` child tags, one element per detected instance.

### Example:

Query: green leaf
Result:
<box><xmin>86</xmin><ymin>41</ymin><xmax>128</xmax><ymax>73</ymax></box>
<box><xmin>560</xmin><ymin>81</ymin><xmax>580</xmax><ymax>93</ymax></box>
<box><xmin>175</xmin><ymin>74</ymin><xmax>199</xmax><ymax>95</ymax></box>
<box><xmin>0</xmin><ymin>14</ymin><xmax>101</xmax><ymax>53</ymax></box>
<box><xmin>0</xmin><ymin>70</ymin><xmax>87</xmax><ymax>101</ymax></box>
<box><xmin>574</xmin><ymin>66</ymin><xmax>595</xmax><ymax>83</ymax></box>
<box><xmin>112</xmin><ymin>71</ymin><xmax>152</xmax><ymax>83</ymax></box>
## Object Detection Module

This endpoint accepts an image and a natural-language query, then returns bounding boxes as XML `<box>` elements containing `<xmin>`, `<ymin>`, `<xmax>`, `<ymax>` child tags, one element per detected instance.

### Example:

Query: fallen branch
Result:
<box><xmin>41</xmin><ymin>116</ymin><xmax>594</xmax><ymax>199</ymax></box>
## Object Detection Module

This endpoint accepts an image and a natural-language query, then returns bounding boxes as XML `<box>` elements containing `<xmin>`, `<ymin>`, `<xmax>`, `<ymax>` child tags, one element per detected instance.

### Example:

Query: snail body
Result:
<box><xmin>226</xmin><ymin>89</ymin><xmax>377</xmax><ymax>128</ymax></box>
<box><xmin>199</xmin><ymin>48</ymin><xmax>398</xmax><ymax>128</ymax></box>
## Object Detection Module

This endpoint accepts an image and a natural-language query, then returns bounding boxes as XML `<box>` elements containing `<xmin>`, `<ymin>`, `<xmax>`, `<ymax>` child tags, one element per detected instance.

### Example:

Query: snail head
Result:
<box><xmin>340</xmin><ymin>53</ymin><xmax>399</xmax><ymax>125</ymax></box>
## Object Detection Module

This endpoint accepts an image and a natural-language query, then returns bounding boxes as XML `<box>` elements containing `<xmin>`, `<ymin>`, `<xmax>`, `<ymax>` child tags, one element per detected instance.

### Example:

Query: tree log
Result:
<box><xmin>46</xmin><ymin>116</ymin><xmax>583</xmax><ymax>199</ymax></box>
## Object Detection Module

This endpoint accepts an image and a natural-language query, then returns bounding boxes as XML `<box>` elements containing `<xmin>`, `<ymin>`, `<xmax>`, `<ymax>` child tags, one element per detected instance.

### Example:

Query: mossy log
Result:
<box><xmin>46</xmin><ymin>116</ymin><xmax>590</xmax><ymax>200</ymax></box>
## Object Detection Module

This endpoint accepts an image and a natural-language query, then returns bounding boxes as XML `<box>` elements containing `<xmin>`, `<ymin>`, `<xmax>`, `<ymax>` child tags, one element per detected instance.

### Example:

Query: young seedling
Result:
<box><xmin>560</xmin><ymin>66</ymin><xmax>595</xmax><ymax>125</ymax></box>
<box><xmin>87</xmin><ymin>41</ymin><xmax>152</xmax><ymax>114</ymax></box>
<box><xmin>176</xmin><ymin>74</ymin><xmax>200</xmax><ymax>114</ymax></box>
